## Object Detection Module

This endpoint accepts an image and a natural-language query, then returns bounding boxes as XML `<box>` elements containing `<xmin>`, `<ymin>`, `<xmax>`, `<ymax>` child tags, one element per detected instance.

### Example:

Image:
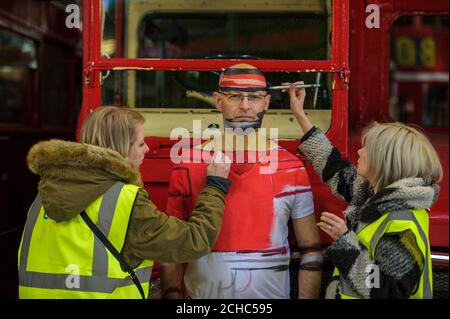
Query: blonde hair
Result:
<box><xmin>80</xmin><ymin>106</ymin><xmax>145</xmax><ymax>158</ymax></box>
<box><xmin>362</xmin><ymin>122</ymin><xmax>443</xmax><ymax>192</ymax></box>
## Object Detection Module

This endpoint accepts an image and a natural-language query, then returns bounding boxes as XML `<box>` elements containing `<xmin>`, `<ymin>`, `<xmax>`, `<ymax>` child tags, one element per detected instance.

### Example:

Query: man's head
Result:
<box><xmin>213</xmin><ymin>63</ymin><xmax>271</xmax><ymax>129</ymax></box>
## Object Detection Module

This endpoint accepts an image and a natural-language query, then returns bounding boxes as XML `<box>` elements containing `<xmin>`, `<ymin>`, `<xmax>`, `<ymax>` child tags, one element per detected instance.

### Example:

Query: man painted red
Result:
<box><xmin>160</xmin><ymin>64</ymin><xmax>323</xmax><ymax>299</ymax></box>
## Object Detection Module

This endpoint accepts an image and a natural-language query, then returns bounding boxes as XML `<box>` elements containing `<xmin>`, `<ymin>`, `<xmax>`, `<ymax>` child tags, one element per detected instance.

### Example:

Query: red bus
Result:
<box><xmin>78</xmin><ymin>0</ymin><xmax>448</xmax><ymax>298</ymax></box>
<box><xmin>4</xmin><ymin>0</ymin><xmax>447</xmax><ymax>298</ymax></box>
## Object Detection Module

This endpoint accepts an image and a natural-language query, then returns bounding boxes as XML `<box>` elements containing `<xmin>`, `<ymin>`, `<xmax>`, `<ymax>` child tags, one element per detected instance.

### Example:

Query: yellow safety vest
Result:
<box><xmin>18</xmin><ymin>182</ymin><xmax>153</xmax><ymax>299</ymax></box>
<box><xmin>333</xmin><ymin>209</ymin><xmax>432</xmax><ymax>299</ymax></box>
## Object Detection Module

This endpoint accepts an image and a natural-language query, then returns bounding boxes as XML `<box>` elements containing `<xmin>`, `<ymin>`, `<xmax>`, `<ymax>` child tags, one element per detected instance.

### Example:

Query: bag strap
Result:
<box><xmin>80</xmin><ymin>211</ymin><xmax>146</xmax><ymax>299</ymax></box>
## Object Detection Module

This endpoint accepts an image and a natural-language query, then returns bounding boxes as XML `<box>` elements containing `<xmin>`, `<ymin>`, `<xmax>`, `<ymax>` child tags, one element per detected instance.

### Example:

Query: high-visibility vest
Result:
<box><xmin>333</xmin><ymin>209</ymin><xmax>432</xmax><ymax>299</ymax></box>
<box><xmin>18</xmin><ymin>182</ymin><xmax>153</xmax><ymax>299</ymax></box>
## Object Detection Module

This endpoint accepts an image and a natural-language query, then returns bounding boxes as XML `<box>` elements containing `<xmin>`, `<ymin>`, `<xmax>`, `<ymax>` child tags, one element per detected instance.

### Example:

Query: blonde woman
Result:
<box><xmin>286</xmin><ymin>82</ymin><xmax>442</xmax><ymax>299</ymax></box>
<box><xmin>19</xmin><ymin>106</ymin><xmax>231</xmax><ymax>299</ymax></box>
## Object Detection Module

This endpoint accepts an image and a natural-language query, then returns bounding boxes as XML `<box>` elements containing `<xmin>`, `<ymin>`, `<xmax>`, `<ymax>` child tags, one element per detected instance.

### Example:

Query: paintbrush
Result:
<box><xmin>268</xmin><ymin>84</ymin><xmax>321</xmax><ymax>90</ymax></box>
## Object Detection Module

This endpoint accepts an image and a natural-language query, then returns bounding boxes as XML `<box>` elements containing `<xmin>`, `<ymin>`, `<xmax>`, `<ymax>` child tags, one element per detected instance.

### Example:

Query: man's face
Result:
<box><xmin>213</xmin><ymin>90</ymin><xmax>271</xmax><ymax>121</ymax></box>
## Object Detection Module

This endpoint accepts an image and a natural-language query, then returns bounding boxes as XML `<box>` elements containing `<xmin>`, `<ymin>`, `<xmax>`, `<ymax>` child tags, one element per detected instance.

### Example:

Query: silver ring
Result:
<box><xmin>328</xmin><ymin>225</ymin><xmax>332</xmax><ymax>230</ymax></box>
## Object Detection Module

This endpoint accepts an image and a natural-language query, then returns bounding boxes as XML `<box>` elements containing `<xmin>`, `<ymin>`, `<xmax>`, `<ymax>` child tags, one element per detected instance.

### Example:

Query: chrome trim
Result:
<box><xmin>291</xmin><ymin>252</ymin><xmax>449</xmax><ymax>264</ymax></box>
<box><xmin>431</xmin><ymin>254</ymin><xmax>449</xmax><ymax>264</ymax></box>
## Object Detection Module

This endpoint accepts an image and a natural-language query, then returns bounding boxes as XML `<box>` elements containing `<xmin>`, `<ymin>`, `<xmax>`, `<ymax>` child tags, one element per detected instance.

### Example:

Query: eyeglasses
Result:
<box><xmin>220</xmin><ymin>92</ymin><xmax>267</xmax><ymax>104</ymax></box>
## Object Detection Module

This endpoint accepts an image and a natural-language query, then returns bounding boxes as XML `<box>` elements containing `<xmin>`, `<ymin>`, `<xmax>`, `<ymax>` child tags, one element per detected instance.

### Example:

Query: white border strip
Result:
<box><xmin>394</xmin><ymin>72</ymin><xmax>449</xmax><ymax>82</ymax></box>
<box><xmin>431</xmin><ymin>254</ymin><xmax>449</xmax><ymax>264</ymax></box>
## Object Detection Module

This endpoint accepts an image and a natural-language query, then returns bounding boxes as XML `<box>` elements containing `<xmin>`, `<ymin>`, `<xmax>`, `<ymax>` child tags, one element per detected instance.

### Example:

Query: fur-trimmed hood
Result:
<box><xmin>27</xmin><ymin>139</ymin><xmax>142</xmax><ymax>222</ymax></box>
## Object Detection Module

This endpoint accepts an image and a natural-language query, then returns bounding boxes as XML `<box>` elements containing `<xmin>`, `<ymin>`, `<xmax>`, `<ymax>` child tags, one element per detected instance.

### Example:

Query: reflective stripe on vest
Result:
<box><xmin>18</xmin><ymin>182</ymin><xmax>153</xmax><ymax>298</ymax></box>
<box><xmin>334</xmin><ymin>209</ymin><xmax>432</xmax><ymax>299</ymax></box>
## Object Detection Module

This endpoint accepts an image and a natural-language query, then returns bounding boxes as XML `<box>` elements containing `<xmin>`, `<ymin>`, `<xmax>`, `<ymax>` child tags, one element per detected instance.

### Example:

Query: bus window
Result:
<box><xmin>40</xmin><ymin>42</ymin><xmax>69</xmax><ymax>127</ymax></box>
<box><xmin>101</xmin><ymin>0</ymin><xmax>116</xmax><ymax>58</ymax></box>
<box><xmin>136</xmin><ymin>13</ymin><xmax>329</xmax><ymax>60</ymax></box>
<box><xmin>99</xmin><ymin>0</ymin><xmax>337</xmax><ymax>138</ymax></box>
<box><xmin>0</xmin><ymin>28</ymin><xmax>36</xmax><ymax>125</ymax></box>
<box><xmin>101</xmin><ymin>0</ymin><xmax>332</xmax><ymax>60</ymax></box>
<box><xmin>101</xmin><ymin>69</ymin><xmax>332</xmax><ymax>138</ymax></box>
<box><xmin>389</xmin><ymin>15</ymin><xmax>449</xmax><ymax>130</ymax></box>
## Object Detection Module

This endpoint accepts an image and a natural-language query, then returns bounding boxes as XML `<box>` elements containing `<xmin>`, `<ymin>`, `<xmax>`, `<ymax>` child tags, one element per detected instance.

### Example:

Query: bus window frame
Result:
<box><xmin>0</xmin><ymin>4</ymin><xmax>80</xmax><ymax>132</ymax></box>
<box><xmin>80</xmin><ymin>0</ymin><xmax>349</xmax><ymax>154</ymax></box>
<box><xmin>389</xmin><ymin>14</ymin><xmax>449</xmax><ymax>132</ymax></box>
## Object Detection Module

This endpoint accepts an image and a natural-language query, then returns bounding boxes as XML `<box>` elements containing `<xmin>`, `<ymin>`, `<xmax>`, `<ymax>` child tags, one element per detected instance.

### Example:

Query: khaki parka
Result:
<box><xmin>27</xmin><ymin>139</ymin><xmax>226</xmax><ymax>268</ymax></box>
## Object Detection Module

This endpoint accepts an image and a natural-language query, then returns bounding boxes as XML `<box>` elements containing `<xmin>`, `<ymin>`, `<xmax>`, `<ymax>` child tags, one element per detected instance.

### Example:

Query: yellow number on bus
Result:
<box><xmin>395</xmin><ymin>36</ymin><xmax>416</xmax><ymax>67</ymax></box>
<box><xmin>420</xmin><ymin>36</ymin><xmax>436</xmax><ymax>68</ymax></box>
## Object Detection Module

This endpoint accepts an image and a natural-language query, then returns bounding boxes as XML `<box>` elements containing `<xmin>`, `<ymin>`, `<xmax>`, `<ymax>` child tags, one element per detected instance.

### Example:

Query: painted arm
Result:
<box><xmin>293</xmin><ymin>214</ymin><xmax>323</xmax><ymax>299</ymax></box>
<box><xmin>159</xmin><ymin>263</ymin><xmax>185</xmax><ymax>299</ymax></box>
<box><xmin>159</xmin><ymin>165</ymin><xmax>194</xmax><ymax>299</ymax></box>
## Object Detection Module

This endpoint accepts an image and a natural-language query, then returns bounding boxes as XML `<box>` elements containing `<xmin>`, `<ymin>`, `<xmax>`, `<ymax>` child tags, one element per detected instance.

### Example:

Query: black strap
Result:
<box><xmin>80</xmin><ymin>211</ymin><xmax>146</xmax><ymax>299</ymax></box>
